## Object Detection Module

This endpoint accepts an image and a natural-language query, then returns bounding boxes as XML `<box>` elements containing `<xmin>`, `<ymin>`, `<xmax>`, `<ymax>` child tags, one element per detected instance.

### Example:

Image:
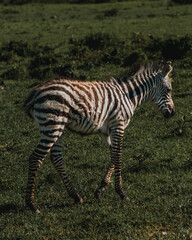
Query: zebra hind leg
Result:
<box><xmin>26</xmin><ymin>133</ymin><xmax>60</xmax><ymax>213</ymax></box>
<box><xmin>50</xmin><ymin>137</ymin><xmax>83</xmax><ymax>204</ymax></box>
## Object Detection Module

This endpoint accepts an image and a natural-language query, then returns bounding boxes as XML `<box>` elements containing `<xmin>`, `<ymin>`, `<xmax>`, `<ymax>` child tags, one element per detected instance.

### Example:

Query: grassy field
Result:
<box><xmin>1</xmin><ymin>0</ymin><xmax>192</xmax><ymax>239</ymax></box>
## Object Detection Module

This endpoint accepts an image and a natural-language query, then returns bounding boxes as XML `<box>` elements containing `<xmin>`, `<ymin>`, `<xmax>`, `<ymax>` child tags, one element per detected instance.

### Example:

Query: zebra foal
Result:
<box><xmin>24</xmin><ymin>61</ymin><xmax>175</xmax><ymax>212</ymax></box>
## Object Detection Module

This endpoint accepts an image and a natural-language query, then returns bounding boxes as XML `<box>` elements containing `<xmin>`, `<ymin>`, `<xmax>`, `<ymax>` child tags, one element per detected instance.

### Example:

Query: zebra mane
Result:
<box><xmin>131</xmin><ymin>62</ymin><xmax>157</xmax><ymax>75</ymax></box>
<box><xmin>118</xmin><ymin>61</ymin><xmax>172</xmax><ymax>84</ymax></box>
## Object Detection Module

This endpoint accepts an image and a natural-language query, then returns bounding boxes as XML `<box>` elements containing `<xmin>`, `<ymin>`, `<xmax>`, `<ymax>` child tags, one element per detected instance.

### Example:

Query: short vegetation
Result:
<box><xmin>1</xmin><ymin>0</ymin><xmax>192</xmax><ymax>239</ymax></box>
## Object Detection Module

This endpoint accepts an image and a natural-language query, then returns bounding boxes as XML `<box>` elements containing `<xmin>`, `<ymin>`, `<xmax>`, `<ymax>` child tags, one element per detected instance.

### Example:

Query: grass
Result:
<box><xmin>1</xmin><ymin>0</ymin><xmax>192</xmax><ymax>239</ymax></box>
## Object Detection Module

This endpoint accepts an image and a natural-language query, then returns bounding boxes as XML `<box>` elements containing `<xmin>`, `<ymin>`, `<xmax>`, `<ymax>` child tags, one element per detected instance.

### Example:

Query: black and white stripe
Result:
<box><xmin>24</xmin><ymin>61</ymin><xmax>175</xmax><ymax>212</ymax></box>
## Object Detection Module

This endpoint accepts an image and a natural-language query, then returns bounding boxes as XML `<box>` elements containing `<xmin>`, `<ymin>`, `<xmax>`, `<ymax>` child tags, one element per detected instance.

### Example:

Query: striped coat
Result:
<box><xmin>24</xmin><ymin>61</ymin><xmax>175</xmax><ymax>213</ymax></box>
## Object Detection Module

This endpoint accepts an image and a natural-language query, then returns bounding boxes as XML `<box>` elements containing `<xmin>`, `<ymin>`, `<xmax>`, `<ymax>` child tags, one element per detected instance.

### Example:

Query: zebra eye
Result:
<box><xmin>167</xmin><ymin>88</ymin><xmax>171</xmax><ymax>94</ymax></box>
<box><xmin>167</xmin><ymin>89</ymin><xmax>171</xmax><ymax>93</ymax></box>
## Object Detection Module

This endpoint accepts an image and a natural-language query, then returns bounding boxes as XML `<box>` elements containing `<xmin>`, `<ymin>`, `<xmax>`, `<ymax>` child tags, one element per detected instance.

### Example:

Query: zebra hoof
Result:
<box><xmin>116</xmin><ymin>190</ymin><xmax>129</xmax><ymax>201</ymax></box>
<box><xmin>121</xmin><ymin>195</ymin><xmax>129</xmax><ymax>201</ymax></box>
<box><xmin>26</xmin><ymin>201</ymin><xmax>40</xmax><ymax>213</ymax></box>
<box><xmin>73</xmin><ymin>193</ymin><xmax>83</xmax><ymax>204</ymax></box>
<box><xmin>35</xmin><ymin>208</ymin><xmax>40</xmax><ymax>214</ymax></box>
<box><xmin>94</xmin><ymin>187</ymin><xmax>105</xmax><ymax>199</ymax></box>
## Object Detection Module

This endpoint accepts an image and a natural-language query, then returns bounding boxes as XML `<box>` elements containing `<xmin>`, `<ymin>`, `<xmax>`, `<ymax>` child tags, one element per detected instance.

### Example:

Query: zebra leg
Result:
<box><xmin>26</xmin><ymin>134</ymin><xmax>59</xmax><ymax>213</ymax></box>
<box><xmin>95</xmin><ymin>134</ymin><xmax>114</xmax><ymax>198</ymax></box>
<box><xmin>110</xmin><ymin>126</ymin><xmax>128</xmax><ymax>200</ymax></box>
<box><xmin>95</xmin><ymin>161</ymin><xmax>114</xmax><ymax>198</ymax></box>
<box><xmin>25</xmin><ymin>112</ymin><xmax>67</xmax><ymax>213</ymax></box>
<box><xmin>50</xmin><ymin>137</ymin><xmax>83</xmax><ymax>203</ymax></box>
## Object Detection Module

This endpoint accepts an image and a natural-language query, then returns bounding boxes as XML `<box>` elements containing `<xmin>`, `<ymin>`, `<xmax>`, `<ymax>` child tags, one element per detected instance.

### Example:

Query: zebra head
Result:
<box><xmin>152</xmin><ymin>61</ymin><xmax>175</xmax><ymax>118</ymax></box>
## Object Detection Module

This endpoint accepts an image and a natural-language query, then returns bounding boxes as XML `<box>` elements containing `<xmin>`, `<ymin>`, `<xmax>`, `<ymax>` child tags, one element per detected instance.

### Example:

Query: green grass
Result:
<box><xmin>1</xmin><ymin>1</ymin><xmax>192</xmax><ymax>239</ymax></box>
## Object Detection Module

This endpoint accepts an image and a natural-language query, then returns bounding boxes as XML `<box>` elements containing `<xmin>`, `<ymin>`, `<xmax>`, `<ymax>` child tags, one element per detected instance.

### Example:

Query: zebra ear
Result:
<box><xmin>162</xmin><ymin>61</ymin><xmax>173</xmax><ymax>77</ymax></box>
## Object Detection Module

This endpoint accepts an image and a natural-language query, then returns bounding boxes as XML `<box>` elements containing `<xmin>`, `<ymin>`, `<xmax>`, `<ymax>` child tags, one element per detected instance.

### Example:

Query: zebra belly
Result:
<box><xmin>66</xmin><ymin>114</ymin><xmax>109</xmax><ymax>136</ymax></box>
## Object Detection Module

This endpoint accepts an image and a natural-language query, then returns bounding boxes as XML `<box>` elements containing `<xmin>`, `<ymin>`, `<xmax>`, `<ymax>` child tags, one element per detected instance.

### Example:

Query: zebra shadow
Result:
<box><xmin>0</xmin><ymin>203</ymin><xmax>24</xmax><ymax>214</ymax></box>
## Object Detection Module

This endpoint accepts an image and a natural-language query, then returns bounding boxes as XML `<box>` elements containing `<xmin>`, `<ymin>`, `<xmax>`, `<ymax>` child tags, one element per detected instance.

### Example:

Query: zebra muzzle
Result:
<box><xmin>163</xmin><ymin>107</ymin><xmax>175</xmax><ymax>118</ymax></box>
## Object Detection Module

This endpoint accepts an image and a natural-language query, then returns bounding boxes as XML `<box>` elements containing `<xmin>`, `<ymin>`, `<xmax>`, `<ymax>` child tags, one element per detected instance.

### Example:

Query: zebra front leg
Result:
<box><xmin>50</xmin><ymin>137</ymin><xmax>83</xmax><ymax>204</ymax></box>
<box><xmin>95</xmin><ymin>161</ymin><xmax>114</xmax><ymax>198</ymax></box>
<box><xmin>111</xmin><ymin>126</ymin><xmax>128</xmax><ymax>200</ymax></box>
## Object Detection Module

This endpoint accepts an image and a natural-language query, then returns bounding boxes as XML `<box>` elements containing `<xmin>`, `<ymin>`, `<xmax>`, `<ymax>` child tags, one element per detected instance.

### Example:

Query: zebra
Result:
<box><xmin>24</xmin><ymin>61</ymin><xmax>175</xmax><ymax>213</ymax></box>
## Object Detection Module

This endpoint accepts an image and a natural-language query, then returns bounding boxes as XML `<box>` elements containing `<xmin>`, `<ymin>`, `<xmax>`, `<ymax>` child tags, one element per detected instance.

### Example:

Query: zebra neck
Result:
<box><xmin>124</xmin><ymin>76</ymin><xmax>154</xmax><ymax>109</ymax></box>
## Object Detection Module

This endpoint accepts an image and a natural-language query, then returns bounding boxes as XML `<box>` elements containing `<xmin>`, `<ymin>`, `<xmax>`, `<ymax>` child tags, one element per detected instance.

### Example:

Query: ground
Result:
<box><xmin>0</xmin><ymin>0</ymin><xmax>192</xmax><ymax>239</ymax></box>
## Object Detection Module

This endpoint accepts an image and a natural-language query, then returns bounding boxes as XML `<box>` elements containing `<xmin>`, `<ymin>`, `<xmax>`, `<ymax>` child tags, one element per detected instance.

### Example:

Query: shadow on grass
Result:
<box><xmin>0</xmin><ymin>203</ymin><xmax>24</xmax><ymax>214</ymax></box>
<box><xmin>0</xmin><ymin>203</ymin><xmax>68</xmax><ymax>213</ymax></box>
<box><xmin>0</xmin><ymin>202</ymin><xmax>81</xmax><ymax>214</ymax></box>
<box><xmin>42</xmin><ymin>201</ymin><xmax>87</xmax><ymax>211</ymax></box>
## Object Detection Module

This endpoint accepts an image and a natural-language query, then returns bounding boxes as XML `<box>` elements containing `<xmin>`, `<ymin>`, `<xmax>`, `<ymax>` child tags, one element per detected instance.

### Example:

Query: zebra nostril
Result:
<box><xmin>171</xmin><ymin>108</ymin><xmax>175</xmax><ymax>116</ymax></box>
<box><xmin>164</xmin><ymin>111</ymin><xmax>170</xmax><ymax>118</ymax></box>
<box><xmin>164</xmin><ymin>108</ymin><xmax>175</xmax><ymax>118</ymax></box>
